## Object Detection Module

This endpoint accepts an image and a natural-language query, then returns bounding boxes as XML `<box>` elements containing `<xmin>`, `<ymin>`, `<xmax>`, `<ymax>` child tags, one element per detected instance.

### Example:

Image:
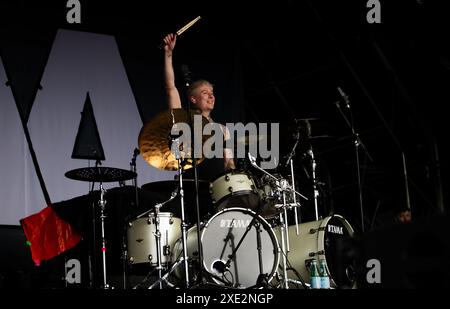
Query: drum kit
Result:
<box><xmin>65</xmin><ymin>109</ymin><xmax>356</xmax><ymax>289</ymax></box>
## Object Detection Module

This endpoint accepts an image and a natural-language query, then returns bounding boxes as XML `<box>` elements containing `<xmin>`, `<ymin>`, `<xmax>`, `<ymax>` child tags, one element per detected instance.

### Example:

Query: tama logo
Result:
<box><xmin>328</xmin><ymin>224</ymin><xmax>344</xmax><ymax>235</ymax></box>
<box><xmin>220</xmin><ymin>219</ymin><xmax>251</xmax><ymax>228</ymax></box>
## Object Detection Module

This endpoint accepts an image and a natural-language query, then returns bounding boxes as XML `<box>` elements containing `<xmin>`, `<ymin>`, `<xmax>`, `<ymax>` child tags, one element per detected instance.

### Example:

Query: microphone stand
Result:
<box><xmin>221</xmin><ymin>209</ymin><xmax>262</xmax><ymax>287</ymax></box>
<box><xmin>334</xmin><ymin>95</ymin><xmax>373</xmax><ymax>233</ymax></box>
<box><xmin>122</xmin><ymin>148</ymin><xmax>140</xmax><ymax>289</ymax></box>
<box><xmin>130</xmin><ymin>148</ymin><xmax>140</xmax><ymax>209</ymax></box>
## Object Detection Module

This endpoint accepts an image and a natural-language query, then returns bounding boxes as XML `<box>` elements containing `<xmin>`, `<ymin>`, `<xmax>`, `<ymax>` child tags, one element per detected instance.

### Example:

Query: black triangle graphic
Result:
<box><xmin>0</xmin><ymin>28</ymin><xmax>57</xmax><ymax>124</ymax></box>
<box><xmin>71</xmin><ymin>92</ymin><xmax>105</xmax><ymax>161</ymax></box>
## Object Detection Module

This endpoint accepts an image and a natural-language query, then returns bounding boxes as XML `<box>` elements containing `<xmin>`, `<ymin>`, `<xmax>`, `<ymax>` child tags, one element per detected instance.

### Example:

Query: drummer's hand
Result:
<box><xmin>224</xmin><ymin>158</ymin><xmax>236</xmax><ymax>171</ymax></box>
<box><xmin>163</xmin><ymin>33</ymin><xmax>177</xmax><ymax>53</ymax></box>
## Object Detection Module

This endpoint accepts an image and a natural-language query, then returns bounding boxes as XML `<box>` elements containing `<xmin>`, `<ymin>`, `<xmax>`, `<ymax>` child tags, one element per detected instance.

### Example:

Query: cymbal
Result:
<box><xmin>65</xmin><ymin>167</ymin><xmax>137</xmax><ymax>183</ymax></box>
<box><xmin>307</xmin><ymin>135</ymin><xmax>334</xmax><ymax>140</ymax></box>
<box><xmin>141</xmin><ymin>179</ymin><xmax>210</xmax><ymax>194</ymax></box>
<box><xmin>138</xmin><ymin>109</ymin><xmax>210</xmax><ymax>171</ymax></box>
<box><xmin>294</xmin><ymin>117</ymin><xmax>320</xmax><ymax>122</ymax></box>
<box><xmin>235</xmin><ymin>134</ymin><xmax>267</xmax><ymax>145</ymax></box>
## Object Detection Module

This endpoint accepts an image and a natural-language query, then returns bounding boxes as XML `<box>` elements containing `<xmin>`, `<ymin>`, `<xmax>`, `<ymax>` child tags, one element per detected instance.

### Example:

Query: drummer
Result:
<box><xmin>163</xmin><ymin>33</ymin><xmax>235</xmax><ymax>181</ymax></box>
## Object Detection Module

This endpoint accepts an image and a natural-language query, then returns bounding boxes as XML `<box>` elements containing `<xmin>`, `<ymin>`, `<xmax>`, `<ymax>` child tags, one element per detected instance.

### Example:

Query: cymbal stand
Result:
<box><xmin>279</xmin><ymin>189</ymin><xmax>289</xmax><ymax>289</ymax></box>
<box><xmin>153</xmin><ymin>204</ymin><xmax>164</xmax><ymax>289</ymax></box>
<box><xmin>289</xmin><ymin>158</ymin><xmax>301</xmax><ymax>235</ymax></box>
<box><xmin>147</xmin><ymin>257</ymin><xmax>183</xmax><ymax>289</ymax></box>
<box><xmin>135</xmin><ymin>188</ymin><xmax>178</xmax><ymax>220</ymax></box>
<box><xmin>128</xmin><ymin>191</ymin><xmax>177</xmax><ymax>289</ymax></box>
<box><xmin>249</xmin><ymin>153</ymin><xmax>308</xmax><ymax>202</ymax></box>
<box><xmin>169</xmin><ymin>117</ymin><xmax>190</xmax><ymax>288</ymax></box>
<box><xmin>181</xmin><ymin>66</ymin><xmax>206</xmax><ymax>287</ymax></box>
<box><xmin>308</xmin><ymin>147</ymin><xmax>320</xmax><ymax>221</ymax></box>
<box><xmin>176</xmin><ymin>159</ymin><xmax>190</xmax><ymax>288</ymax></box>
<box><xmin>284</xmin><ymin>128</ymin><xmax>302</xmax><ymax>235</ymax></box>
<box><xmin>248</xmin><ymin>153</ymin><xmax>308</xmax><ymax>289</ymax></box>
<box><xmin>98</xmin><ymin>183</ymin><xmax>110</xmax><ymax>289</ymax></box>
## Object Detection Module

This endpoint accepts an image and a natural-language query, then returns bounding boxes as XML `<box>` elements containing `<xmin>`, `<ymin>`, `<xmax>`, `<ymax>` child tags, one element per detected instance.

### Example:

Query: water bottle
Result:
<box><xmin>319</xmin><ymin>259</ymin><xmax>330</xmax><ymax>289</ymax></box>
<box><xmin>310</xmin><ymin>259</ymin><xmax>320</xmax><ymax>289</ymax></box>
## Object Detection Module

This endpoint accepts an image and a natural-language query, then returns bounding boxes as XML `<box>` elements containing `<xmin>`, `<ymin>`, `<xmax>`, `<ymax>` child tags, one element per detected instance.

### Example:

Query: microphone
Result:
<box><xmin>212</xmin><ymin>260</ymin><xmax>227</xmax><ymax>274</ymax></box>
<box><xmin>181</xmin><ymin>64</ymin><xmax>192</xmax><ymax>84</ymax></box>
<box><xmin>337</xmin><ymin>87</ymin><xmax>350</xmax><ymax>108</ymax></box>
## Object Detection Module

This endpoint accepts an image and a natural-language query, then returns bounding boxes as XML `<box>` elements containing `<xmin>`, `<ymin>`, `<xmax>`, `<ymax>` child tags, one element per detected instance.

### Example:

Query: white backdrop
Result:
<box><xmin>0</xmin><ymin>29</ymin><xmax>175</xmax><ymax>225</ymax></box>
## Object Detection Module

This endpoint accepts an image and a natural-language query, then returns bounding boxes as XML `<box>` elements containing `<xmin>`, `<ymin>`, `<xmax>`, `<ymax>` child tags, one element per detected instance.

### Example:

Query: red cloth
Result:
<box><xmin>21</xmin><ymin>206</ymin><xmax>82</xmax><ymax>263</ymax></box>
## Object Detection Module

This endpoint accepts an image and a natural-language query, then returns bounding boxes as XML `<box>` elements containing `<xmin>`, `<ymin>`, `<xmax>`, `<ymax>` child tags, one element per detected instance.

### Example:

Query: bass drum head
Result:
<box><xmin>319</xmin><ymin>215</ymin><xmax>355</xmax><ymax>287</ymax></box>
<box><xmin>276</xmin><ymin>214</ymin><xmax>355</xmax><ymax>288</ymax></box>
<box><xmin>201</xmin><ymin>207</ymin><xmax>280</xmax><ymax>288</ymax></box>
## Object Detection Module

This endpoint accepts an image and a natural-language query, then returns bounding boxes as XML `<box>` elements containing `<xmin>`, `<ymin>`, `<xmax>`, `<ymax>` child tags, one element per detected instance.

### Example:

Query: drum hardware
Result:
<box><xmin>129</xmin><ymin>189</ymin><xmax>179</xmax><ymax>289</ymax></box>
<box><xmin>249</xmin><ymin>153</ymin><xmax>307</xmax><ymax>202</ymax></box>
<box><xmin>98</xmin><ymin>185</ymin><xmax>109</xmax><ymax>289</ymax></box>
<box><xmin>289</xmin><ymin>155</ymin><xmax>301</xmax><ymax>235</ymax></box>
<box><xmin>248</xmin><ymin>152</ymin><xmax>308</xmax><ymax>289</ymax></box>
<box><xmin>138</xmin><ymin>106</ymin><xmax>212</xmax><ymax>288</ymax></box>
<box><xmin>221</xmin><ymin>216</ymin><xmax>260</xmax><ymax>286</ymax></box>
<box><xmin>255</xmin><ymin>220</ymin><xmax>265</xmax><ymax>281</ymax></box>
<box><xmin>308</xmin><ymin>147</ymin><xmax>320</xmax><ymax>221</ymax></box>
<box><xmin>287</xmin><ymin>118</ymin><xmax>321</xmax><ymax>221</ymax></box>
<box><xmin>309</xmin><ymin>226</ymin><xmax>325</xmax><ymax>234</ymax></box>
<box><xmin>147</xmin><ymin>257</ymin><xmax>184</xmax><ymax>289</ymax></box>
<box><xmin>308</xmin><ymin>250</ymin><xmax>325</xmax><ymax>257</ymax></box>
<box><xmin>118</xmin><ymin>148</ymin><xmax>141</xmax><ymax>289</ymax></box>
<box><xmin>168</xmin><ymin>225</ymin><xmax>224</xmax><ymax>287</ymax></box>
<box><xmin>166</xmin><ymin>115</ymin><xmax>190</xmax><ymax>288</ymax></box>
<box><xmin>65</xmin><ymin>165</ymin><xmax>137</xmax><ymax>289</ymax></box>
<box><xmin>130</xmin><ymin>147</ymin><xmax>140</xmax><ymax>209</ymax></box>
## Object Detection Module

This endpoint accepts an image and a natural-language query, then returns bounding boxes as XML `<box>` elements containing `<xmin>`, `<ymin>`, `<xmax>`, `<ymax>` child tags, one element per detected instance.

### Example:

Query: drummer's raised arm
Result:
<box><xmin>163</xmin><ymin>33</ymin><xmax>182</xmax><ymax>110</ymax></box>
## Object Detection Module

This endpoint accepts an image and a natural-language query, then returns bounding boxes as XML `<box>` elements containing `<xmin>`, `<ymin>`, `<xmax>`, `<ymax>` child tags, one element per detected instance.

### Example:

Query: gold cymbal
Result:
<box><xmin>138</xmin><ymin>109</ymin><xmax>210</xmax><ymax>171</ymax></box>
<box><xmin>235</xmin><ymin>134</ymin><xmax>268</xmax><ymax>145</ymax></box>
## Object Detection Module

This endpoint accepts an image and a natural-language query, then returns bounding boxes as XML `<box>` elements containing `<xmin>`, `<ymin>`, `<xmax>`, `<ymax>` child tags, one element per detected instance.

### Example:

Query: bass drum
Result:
<box><xmin>275</xmin><ymin>215</ymin><xmax>356</xmax><ymax>288</ymax></box>
<box><xmin>202</xmin><ymin>207</ymin><xmax>280</xmax><ymax>288</ymax></box>
<box><xmin>171</xmin><ymin>208</ymin><xmax>280</xmax><ymax>288</ymax></box>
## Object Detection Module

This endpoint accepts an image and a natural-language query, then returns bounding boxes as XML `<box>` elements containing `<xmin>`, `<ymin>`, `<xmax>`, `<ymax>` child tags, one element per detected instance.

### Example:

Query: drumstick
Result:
<box><xmin>158</xmin><ymin>16</ymin><xmax>202</xmax><ymax>49</ymax></box>
<box><xmin>176</xmin><ymin>16</ymin><xmax>201</xmax><ymax>36</ymax></box>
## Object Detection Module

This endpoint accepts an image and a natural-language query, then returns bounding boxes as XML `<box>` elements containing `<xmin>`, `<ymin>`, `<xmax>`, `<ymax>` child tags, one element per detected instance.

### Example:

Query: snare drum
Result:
<box><xmin>209</xmin><ymin>171</ymin><xmax>260</xmax><ymax>210</ymax></box>
<box><xmin>127</xmin><ymin>212</ymin><xmax>181</xmax><ymax>266</ymax></box>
